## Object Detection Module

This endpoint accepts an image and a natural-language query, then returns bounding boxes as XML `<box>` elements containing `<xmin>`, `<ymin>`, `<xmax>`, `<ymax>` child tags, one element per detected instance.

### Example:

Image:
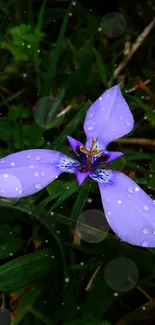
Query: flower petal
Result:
<box><xmin>97</xmin><ymin>170</ymin><xmax>155</xmax><ymax>247</ymax></box>
<box><xmin>66</xmin><ymin>135</ymin><xmax>84</xmax><ymax>155</ymax></box>
<box><xmin>90</xmin><ymin>169</ymin><xmax>113</xmax><ymax>184</ymax></box>
<box><xmin>84</xmin><ymin>84</ymin><xmax>134</xmax><ymax>148</ymax></box>
<box><xmin>92</xmin><ymin>151</ymin><xmax>124</xmax><ymax>167</ymax></box>
<box><xmin>76</xmin><ymin>170</ymin><xmax>90</xmax><ymax>185</ymax></box>
<box><xmin>104</xmin><ymin>151</ymin><xmax>124</xmax><ymax>163</ymax></box>
<box><xmin>0</xmin><ymin>149</ymin><xmax>80</xmax><ymax>198</ymax></box>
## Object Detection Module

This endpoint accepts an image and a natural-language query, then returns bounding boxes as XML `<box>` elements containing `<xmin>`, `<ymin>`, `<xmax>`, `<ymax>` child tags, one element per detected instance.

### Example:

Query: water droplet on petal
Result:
<box><xmin>41</xmin><ymin>172</ymin><xmax>46</xmax><ymax>176</ymax></box>
<box><xmin>118</xmin><ymin>200</ymin><xmax>122</xmax><ymax>204</ymax></box>
<box><xmin>142</xmin><ymin>240</ymin><xmax>148</xmax><ymax>247</ymax></box>
<box><xmin>35</xmin><ymin>184</ymin><xmax>42</xmax><ymax>190</ymax></box>
<box><xmin>4</xmin><ymin>174</ymin><xmax>9</xmax><ymax>178</ymax></box>
<box><xmin>34</xmin><ymin>172</ymin><xmax>39</xmax><ymax>177</ymax></box>
<box><xmin>119</xmin><ymin>116</ymin><xmax>123</xmax><ymax>120</ymax></box>
<box><xmin>88</xmin><ymin>125</ymin><xmax>95</xmax><ymax>131</ymax></box>
<box><xmin>127</xmin><ymin>188</ymin><xmax>134</xmax><ymax>194</ymax></box>
<box><xmin>125</xmin><ymin>122</ymin><xmax>131</xmax><ymax>126</ymax></box>
<box><xmin>35</xmin><ymin>156</ymin><xmax>41</xmax><ymax>161</ymax></box>
<box><xmin>0</xmin><ymin>160</ymin><xmax>6</xmax><ymax>164</ymax></box>
<box><xmin>143</xmin><ymin>205</ymin><xmax>149</xmax><ymax>211</ymax></box>
<box><xmin>142</xmin><ymin>228</ymin><xmax>148</xmax><ymax>234</ymax></box>
<box><xmin>135</xmin><ymin>187</ymin><xmax>139</xmax><ymax>192</ymax></box>
<box><xmin>29</xmin><ymin>165</ymin><xmax>34</xmax><ymax>169</ymax></box>
<box><xmin>89</xmin><ymin>113</ymin><xmax>94</xmax><ymax>119</ymax></box>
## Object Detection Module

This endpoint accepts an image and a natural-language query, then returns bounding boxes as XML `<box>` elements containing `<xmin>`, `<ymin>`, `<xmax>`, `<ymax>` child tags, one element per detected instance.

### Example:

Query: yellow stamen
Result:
<box><xmin>93</xmin><ymin>138</ymin><xmax>97</xmax><ymax>143</ymax></box>
<box><xmin>79</xmin><ymin>145</ymin><xmax>83</xmax><ymax>150</ymax></box>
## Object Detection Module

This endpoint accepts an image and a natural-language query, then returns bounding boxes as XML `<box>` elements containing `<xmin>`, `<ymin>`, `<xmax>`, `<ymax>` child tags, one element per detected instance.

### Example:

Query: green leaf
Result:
<box><xmin>71</xmin><ymin>183</ymin><xmax>91</xmax><ymax>221</ymax></box>
<box><xmin>48</xmin><ymin>180</ymin><xmax>79</xmax><ymax>212</ymax></box>
<box><xmin>93</xmin><ymin>47</ymin><xmax>108</xmax><ymax>87</ymax></box>
<box><xmin>109</xmin><ymin>156</ymin><xmax>126</xmax><ymax>171</ymax></box>
<box><xmin>42</xmin><ymin>2</ymin><xmax>73</xmax><ymax>97</ymax></box>
<box><xmin>51</xmin><ymin>103</ymin><xmax>87</xmax><ymax>150</ymax></box>
<box><xmin>13</xmin><ymin>287</ymin><xmax>41</xmax><ymax>325</ymax></box>
<box><xmin>0</xmin><ymin>249</ymin><xmax>53</xmax><ymax>293</ymax></box>
<box><xmin>0</xmin><ymin>224</ymin><xmax>23</xmax><ymax>259</ymax></box>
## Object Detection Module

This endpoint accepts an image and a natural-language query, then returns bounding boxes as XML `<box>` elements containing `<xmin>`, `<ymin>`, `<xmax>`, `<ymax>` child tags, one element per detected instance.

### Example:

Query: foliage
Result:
<box><xmin>0</xmin><ymin>0</ymin><xmax>154</xmax><ymax>324</ymax></box>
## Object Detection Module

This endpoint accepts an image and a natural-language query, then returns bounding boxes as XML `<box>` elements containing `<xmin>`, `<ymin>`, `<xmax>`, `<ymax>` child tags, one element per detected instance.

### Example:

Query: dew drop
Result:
<box><xmin>35</xmin><ymin>184</ymin><xmax>42</xmax><ymax>189</ymax></box>
<box><xmin>34</xmin><ymin>172</ymin><xmax>39</xmax><ymax>177</ymax></box>
<box><xmin>0</xmin><ymin>160</ymin><xmax>6</xmax><ymax>164</ymax></box>
<box><xmin>143</xmin><ymin>205</ymin><xmax>149</xmax><ymax>211</ymax></box>
<box><xmin>89</xmin><ymin>113</ymin><xmax>94</xmax><ymax>119</ymax></box>
<box><xmin>41</xmin><ymin>172</ymin><xmax>46</xmax><ymax>176</ymax></box>
<box><xmin>135</xmin><ymin>187</ymin><xmax>139</xmax><ymax>192</ymax></box>
<box><xmin>29</xmin><ymin>165</ymin><xmax>34</xmax><ymax>169</ymax></box>
<box><xmin>127</xmin><ymin>188</ymin><xmax>134</xmax><ymax>194</ymax></box>
<box><xmin>125</xmin><ymin>122</ymin><xmax>131</xmax><ymax>126</ymax></box>
<box><xmin>142</xmin><ymin>240</ymin><xmax>148</xmax><ymax>247</ymax></box>
<box><xmin>35</xmin><ymin>156</ymin><xmax>41</xmax><ymax>161</ymax></box>
<box><xmin>119</xmin><ymin>116</ymin><xmax>123</xmax><ymax>120</ymax></box>
<box><xmin>88</xmin><ymin>125</ymin><xmax>95</xmax><ymax>131</ymax></box>
<box><xmin>142</xmin><ymin>228</ymin><xmax>148</xmax><ymax>234</ymax></box>
<box><xmin>118</xmin><ymin>200</ymin><xmax>122</xmax><ymax>204</ymax></box>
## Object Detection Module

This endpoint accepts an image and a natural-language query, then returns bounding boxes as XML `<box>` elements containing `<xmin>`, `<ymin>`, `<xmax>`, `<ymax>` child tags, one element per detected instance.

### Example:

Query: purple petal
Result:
<box><xmin>92</xmin><ymin>151</ymin><xmax>124</xmax><ymax>166</ymax></box>
<box><xmin>104</xmin><ymin>151</ymin><xmax>124</xmax><ymax>163</ymax></box>
<box><xmin>76</xmin><ymin>170</ymin><xmax>90</xmax><ymax>186</ymax></box>
<box><xmin>66</xmin><ymin>135</ymin><xmax>84</xmax><ymax>155</ymax></box>
<box><xmin>0</xmin><ymin>149</ymin><xmax>80</xmax><ymax>198</ymax></box>
<box><xmin>84</xmin><ymin>84</ymin><xmax>134</xmax><ymax>149</ymax></box>
<box><xmin>97</xmin><ymin>170</ymin><xmax>155</xmax><ymax>247</ymax></box>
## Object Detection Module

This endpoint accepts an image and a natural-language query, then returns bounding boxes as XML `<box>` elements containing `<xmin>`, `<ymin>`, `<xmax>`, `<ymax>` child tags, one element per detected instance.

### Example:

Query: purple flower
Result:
<box><xmin>0</xmin><ymin>85</ymin><xmax>155</xmax><ymax>247</ymax></box>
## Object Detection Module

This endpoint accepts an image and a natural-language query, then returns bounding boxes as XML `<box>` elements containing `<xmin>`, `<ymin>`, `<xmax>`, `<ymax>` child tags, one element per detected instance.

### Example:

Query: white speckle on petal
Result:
<box><xmin>99</xmin><ymin>97</ymin><xmax>103</xmax><ymax>100</ymax></box>
<box><xmin>29</xmin><ymin>165</ymin><xmax>34</xmax><ymax>169</ymax></box>
<box><xmin>34</xmin><ymin>172</ymin><xmax>39</xmax><ymax>177</ymax></box>
<box><xmin>4</xmin><ymin>174</ymin><xmax>9</xmax><ymax>178</ymax></box>
<box><xmin>35</xmin><ymin>156</ymin><xmax>41</xmax><ymax>161</ymax></box>
<box><xmin>143</xmin><ymin>228</ymin><xmax>148</xmax><ymax>234</ymax></box>
<box><xmin>41</xmin><ymin>172</ymin><xmax>46</xmax><ymax>176</ymax></box>
<box><xmin>143</xmin><ymin>205</ymin><xmax>149</xmax><ymax>211</ymax></box>
<box><xmin>142</xmin><ymin>241</ymin><xmax>148</xmax><ymax>247</ymax></box>
<box><xmin>11</xmin><ymin>162</ymin><xmax>15</xmax><ymax>166</ymax></box>
<box><xmin>35</xmin><ymin>184</ymin><xmax>42</xmax><ymax>190</ymax></box>
<box><xmin>118</xmin><ymin>200</ymin><xmax>122</xmax><ymax>204</ymax></box>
